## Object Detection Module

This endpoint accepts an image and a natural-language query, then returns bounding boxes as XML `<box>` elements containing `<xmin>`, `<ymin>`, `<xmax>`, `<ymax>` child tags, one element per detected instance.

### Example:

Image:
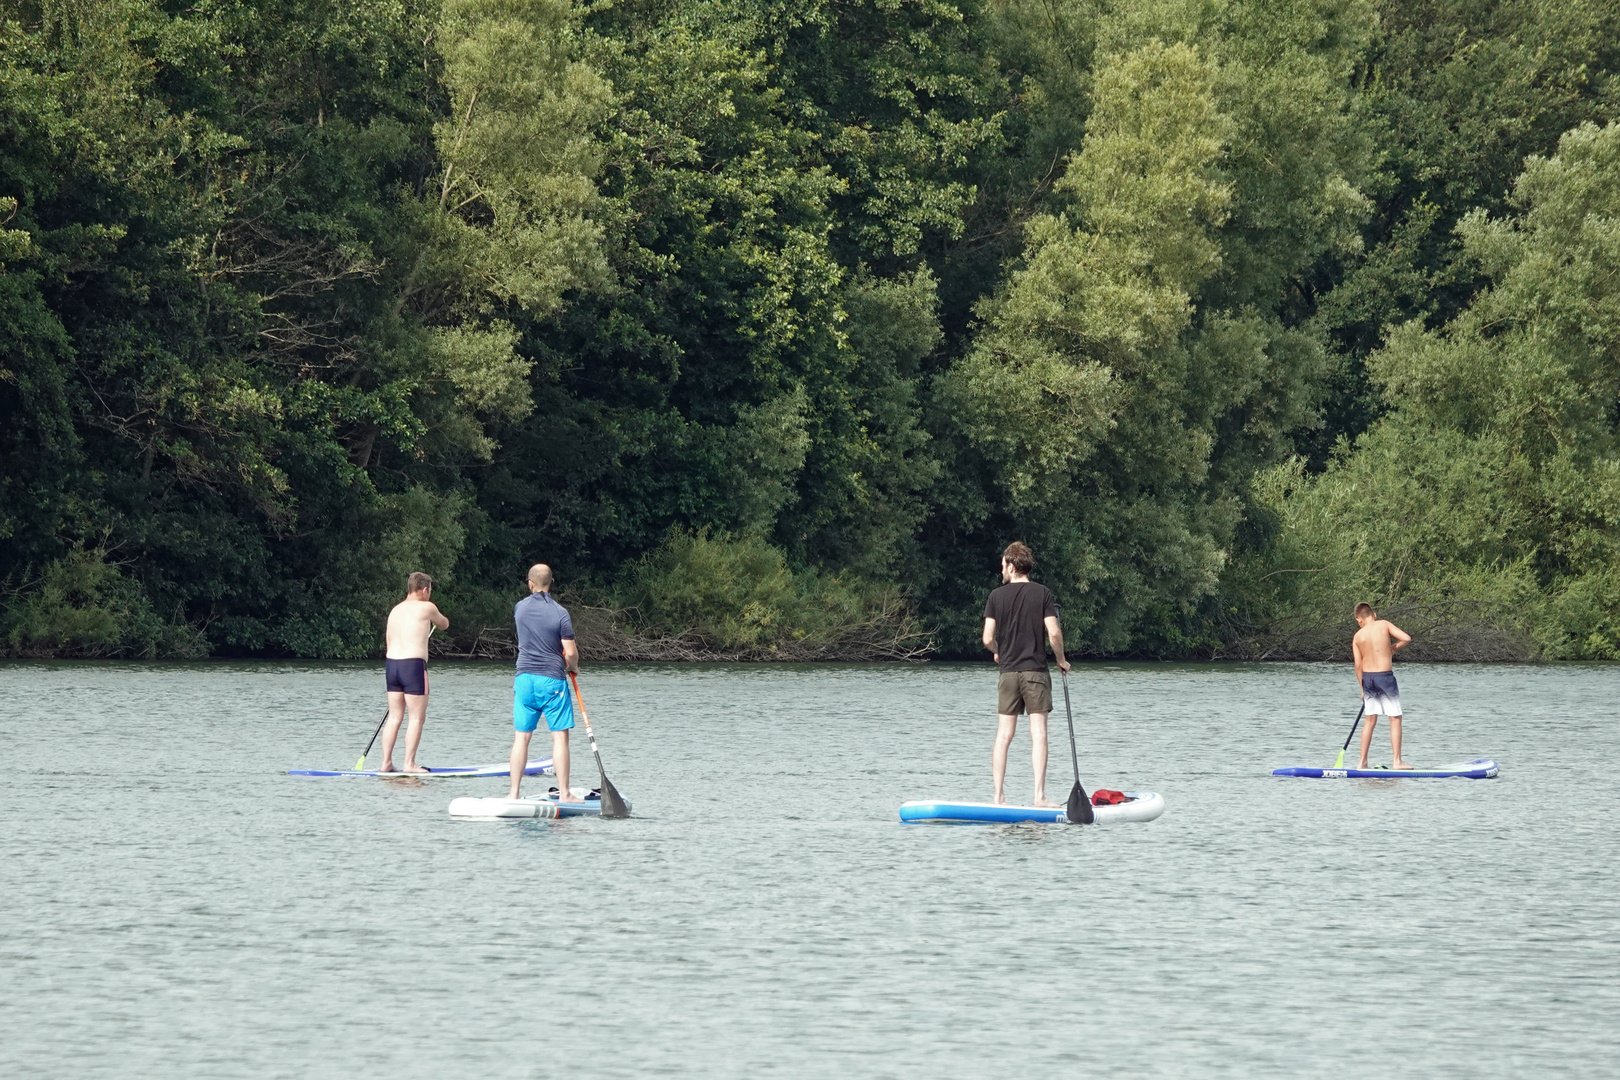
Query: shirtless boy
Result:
<box><xmin>380</xmin><ymin>572</ymin><xmax>450</xmax><ymax>774</ymax></box>
<box><xmin>1352</xmin><ymin>602</ymin><xmax>1412</xmax><ymax>770</ymax></box>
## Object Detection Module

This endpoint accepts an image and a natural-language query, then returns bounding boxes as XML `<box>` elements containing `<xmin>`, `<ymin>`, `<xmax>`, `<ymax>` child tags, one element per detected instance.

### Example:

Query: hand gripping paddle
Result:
<box><xmin>1060</xmin><ymin>670</ymin><xmax>1093</xmax><ymax>824</ymax></box>
<box><xmin>567</xmin><ymin>671</ymin><xmax>629</xmax><ymax>819</ymax></box>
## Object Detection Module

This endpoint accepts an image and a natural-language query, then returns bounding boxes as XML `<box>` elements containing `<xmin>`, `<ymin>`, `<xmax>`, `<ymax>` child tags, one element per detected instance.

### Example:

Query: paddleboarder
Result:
<box><xmin>380</xmin><ymin>572</ymin><xmax>450</xmax><ymax>775</ymax></box>
<box><xmin>982</xmin><ymin>542</ymin><xmax>1070</xmax><ymax>806</ymax></box>
<box><xmin>507</xmin><ymin>564</ymin><xmax>579</xmax><ymax>800</ymax></box>
<box><xmin>1352</xmin><ymin>602</ymin><xmax>1413</xmax><ymax>769</ymax></box>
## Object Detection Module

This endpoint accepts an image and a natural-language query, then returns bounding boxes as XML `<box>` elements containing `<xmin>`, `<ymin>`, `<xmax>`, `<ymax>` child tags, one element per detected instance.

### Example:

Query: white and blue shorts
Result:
<box><xmin>1361</xmin><ymin>670</ymin><xmax>1402</xmax><ymax>717</ymax></box>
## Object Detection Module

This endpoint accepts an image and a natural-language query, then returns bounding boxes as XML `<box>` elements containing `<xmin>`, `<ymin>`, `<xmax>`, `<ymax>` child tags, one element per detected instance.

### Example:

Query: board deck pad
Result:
<box><xmin>289</xmin><ymin>758</ymin><xmax>553</xmax><ymax>778</ymax></box>
<box><xmin>1271</xmin><ymin>758</ymin><xmax>1498</xmax><ymax>779</ymax></box>
<box><xmin>900</xmin><ymin>791</ymin><xmax>1165</xmax><ymax>825</ymax></box>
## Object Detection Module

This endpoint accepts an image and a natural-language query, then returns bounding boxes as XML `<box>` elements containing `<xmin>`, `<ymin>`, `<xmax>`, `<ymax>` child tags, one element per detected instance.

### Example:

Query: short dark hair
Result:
<box><xmin>1002</xmin><ymin>541</ymin><xmax>1035</xmax><ymax>575</ymax></box>
<box><xmin>407</xmin><ymin>571</ymin><xmax>433</xmax><ymax>594</ymax></box>
<box><xmin>1354</xmin><ymin>602</ymin><xmax>1374</xmax><ymax>618</ymax></box>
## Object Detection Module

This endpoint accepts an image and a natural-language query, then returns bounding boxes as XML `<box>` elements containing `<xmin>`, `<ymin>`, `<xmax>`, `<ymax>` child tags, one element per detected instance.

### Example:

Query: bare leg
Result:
<box><xmin>378</xmin><ymin>691</ymin><xmax>407</xmax><ymax>772</ymax></box>
<box><xmin>552</xmin><ymin>730</ymin><xmax>572</xmax><ymax>801</ymax></box>
<box><xmin>1357</xmin><ymin>715</ymin><xmax>1378</xmax><ymax>769</ymax></box>
<box><xmin>991</xmin><ymin>713</ymin><xmax>1017</xmax><ymax>804</ymax></box>
<box><xmin>1390</xmin><ymin>715</ymin><xmax>1411</xmax><ymax>768</ymax></box>
<box><xmin>508</xmin><ymin>729</ymin><xmax>532</xmax><ymax>799</ymax></box>
<box><xmin>1029</xmin><ymin>712</ymin><xmax>1056</xmax><ymax>806</ymax></box>
<box><xmin>400</xmin><ymin>692</ymin><xmax>429</xmax><ymax>773</ymax></box>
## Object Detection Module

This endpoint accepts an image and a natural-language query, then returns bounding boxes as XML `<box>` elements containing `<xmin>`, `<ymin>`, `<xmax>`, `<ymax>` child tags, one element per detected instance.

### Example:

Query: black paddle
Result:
<box><xmin>567</xmin><ymin>671</ymin><xmax>629</xmax><ymax>819</ymax></box>
<box><xmin>1333</xmin><ymin>703</ymin><xmax>1367</xmax><ymax>769</ymax></box>
<box><xmin>1060</xmin><ymin>670</ymin><xmax>1093</xmax><ymax>824</ymax></box>
<box><xmin>354</xmin><ymin>709</ymin><xmax>389</xmax><ymax>771</ymax></box>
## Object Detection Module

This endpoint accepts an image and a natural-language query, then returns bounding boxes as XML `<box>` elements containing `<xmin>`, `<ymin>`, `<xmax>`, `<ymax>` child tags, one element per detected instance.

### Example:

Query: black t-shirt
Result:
<box><xmin>983</xmin><ymin>581</ymin><xmax>1058</xmax><ymax>672</ymax></box>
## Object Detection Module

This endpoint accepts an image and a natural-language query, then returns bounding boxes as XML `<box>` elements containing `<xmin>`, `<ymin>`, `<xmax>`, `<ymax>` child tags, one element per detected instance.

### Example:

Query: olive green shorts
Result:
<box><xmin>997</xmin><ymin>670</ymin><xmax>1053</xmax><ymax>716</ymax></box>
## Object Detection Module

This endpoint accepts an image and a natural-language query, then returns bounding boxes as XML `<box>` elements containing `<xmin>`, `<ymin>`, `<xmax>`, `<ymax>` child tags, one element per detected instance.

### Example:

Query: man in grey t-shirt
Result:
<box><xmin>507</xmin><ymin>563</ymin><xmax>578</xmax><ymax>799</ymax></box>
<box><xmin>981</xmin><ymin>541</ymin><xmax>1070</xmax><ymax>806</ymax></box>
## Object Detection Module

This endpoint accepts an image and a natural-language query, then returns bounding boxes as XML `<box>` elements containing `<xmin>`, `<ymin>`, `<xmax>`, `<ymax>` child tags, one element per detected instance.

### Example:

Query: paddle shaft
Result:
<box><xmin>1333</xmin><ymin>703</ymin><xmax>1367</xmax><ymax>769</ymax></box>
<box><xmin>355</xmin><ymin>709</ymin><xmax>388</xmax><ymax>770</ymax></box>
<box><xmin>1060</xmin><ymin>669</ymin><xmax>1092</xmax><ymax>824</ymax></box>
<box><xmin>1061</xmin><ymin>671</ymin><xmax>1080</xmax><ymax>780</ymax></box>
<box><xmin>566</xmin><ymin>671</ymin><xmax>629</xmax><ymax>818</ymax></box>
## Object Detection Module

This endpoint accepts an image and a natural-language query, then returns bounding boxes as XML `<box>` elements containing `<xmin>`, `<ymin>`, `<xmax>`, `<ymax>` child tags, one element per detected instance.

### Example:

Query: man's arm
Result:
<box><xmin>1352</xmin><ymin>635</ymin><xmax>1363</xmax><ymax>694</ymax></box>
<box><xmin>1386</xmin><ymin>621</ymin><xmax>1411</xmax><ymax>651</ymax></box>
<box><xmin>982</xmin><ymin>617</ymin><xmax>997</xmax><ymax>657</ymax></box>
<box><xmin>428</xmin><ymin>603</ymin><xmax>450</xmax><ymax>631</ymax></box>
<box><xmin>1043</xmin><ymin>614</ymin><xmax>1071</xmax><ymax>674</ymax></box>
<box><xmin>562</xmin><ymin>638</ymin><xmax>579</xmax><ymax>674</ymax></box>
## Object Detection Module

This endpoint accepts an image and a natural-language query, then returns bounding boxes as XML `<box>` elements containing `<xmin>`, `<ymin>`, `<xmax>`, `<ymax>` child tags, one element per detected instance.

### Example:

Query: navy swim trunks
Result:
<box><xmin>1360</xmin><ymin>669</ymin><xmax>1401</xmax><ymax>717</ymax></box>
<box><xmin>385</xmin><ymin>657</ymin><xmax>428</xmax><ymax>696</ymax></box>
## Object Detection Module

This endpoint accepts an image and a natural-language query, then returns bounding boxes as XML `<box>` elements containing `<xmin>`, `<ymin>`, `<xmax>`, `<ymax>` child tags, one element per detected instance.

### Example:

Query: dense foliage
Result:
<box><xmin>2</xmin><ymin>0</ymin><xmax>1617</xmax><ymax>659</ymax></box>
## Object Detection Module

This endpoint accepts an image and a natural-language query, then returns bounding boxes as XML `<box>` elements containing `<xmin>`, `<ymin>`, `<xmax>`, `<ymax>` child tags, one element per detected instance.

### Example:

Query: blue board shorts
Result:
<box><xmin>385</xmin><ymin>658</ymin><xmax>427</xmax><ymax>696</ymax></box>
<box><xmin>514</xmin><ymin>673</ymin><xmax>574</xmax><ymax>733</ymax></box>
<box><xmin>1361</xmin><ymin>670</ymin><xmax>1402</xmax><ymax>717</ymax></box>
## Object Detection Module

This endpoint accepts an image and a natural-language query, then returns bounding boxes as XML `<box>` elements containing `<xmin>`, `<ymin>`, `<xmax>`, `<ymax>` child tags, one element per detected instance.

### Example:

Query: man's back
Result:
<box><xmin>984</xmin><ymin>581</ymin><xmax>1056</xmax><ymax>672</ymax></box>
<box><xmin>1353</xmin><ymin>619</ymin><xmax>1400</xmax><ymax>671</ymax></box>
<box><xmin>515</xmin><ymin>592</ymin><xmax>574</xmax><ymax>679</ymax></box>
<box><xmin>386</xmin><ymin>599</ymin><xmax>439</xmax><ymax>660</ymax></box>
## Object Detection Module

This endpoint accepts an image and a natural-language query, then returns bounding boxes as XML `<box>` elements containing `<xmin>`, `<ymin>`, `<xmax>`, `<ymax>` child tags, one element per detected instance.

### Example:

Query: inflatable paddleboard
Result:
<box><xmin>899</xmin><ymin>791</ymin><xmax>1165</xmax><ymax>825</ymax></box>
<box><xmin>1271</xmin><ymin>758</ymin><xmax>1498</xmax><ymax>779</ymax></box>
<box><xmin>289</xmin><ymin>758</ymin><xmax>553</xmax><ymax>778</ymax></box>
<box><xmin>448</xmin><ymin>788</ymin><xmax>631</xmax><ymax>820</ymax></box>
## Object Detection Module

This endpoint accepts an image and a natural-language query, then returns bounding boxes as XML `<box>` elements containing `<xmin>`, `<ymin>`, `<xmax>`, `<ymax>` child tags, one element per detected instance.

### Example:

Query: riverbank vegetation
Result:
<box><xmin>3</xmin><ymin>0</ymin><xmax>1617</xmax><ymax>661</ymax></box>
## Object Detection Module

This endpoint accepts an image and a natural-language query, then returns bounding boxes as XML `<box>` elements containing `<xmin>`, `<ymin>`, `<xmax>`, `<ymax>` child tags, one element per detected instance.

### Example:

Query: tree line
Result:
<box><xmin>2</xmin><ymin>0</ymin><xmax>1617</xmax><ymax>660</ymax></box>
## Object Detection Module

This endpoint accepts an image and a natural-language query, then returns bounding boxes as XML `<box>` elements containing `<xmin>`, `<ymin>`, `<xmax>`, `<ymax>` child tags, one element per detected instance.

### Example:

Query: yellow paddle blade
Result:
<box><xmin>1333</xmin><ymin>749</ymin><xmax>1346</xmax><ymax>768</ymax></box>
<box><xmin>354</xmin><ymin>756</ymin><xmax>367</xmax><ymax>771</ymax></box>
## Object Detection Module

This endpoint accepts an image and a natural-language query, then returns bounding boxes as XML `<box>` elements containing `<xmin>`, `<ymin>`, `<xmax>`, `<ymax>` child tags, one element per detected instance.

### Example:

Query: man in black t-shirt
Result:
<box><xmin>981</xmin><ymin>541</ymin><xmax>1070</xmax><ymax>806</ymax></box>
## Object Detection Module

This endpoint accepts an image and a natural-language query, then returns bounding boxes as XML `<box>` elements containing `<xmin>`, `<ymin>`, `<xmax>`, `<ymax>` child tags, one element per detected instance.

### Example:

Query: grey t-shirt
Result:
<box><xmin>514</xmin><ymin>592</ymin><xmax>574</xmax><ymax>679</ymax></box>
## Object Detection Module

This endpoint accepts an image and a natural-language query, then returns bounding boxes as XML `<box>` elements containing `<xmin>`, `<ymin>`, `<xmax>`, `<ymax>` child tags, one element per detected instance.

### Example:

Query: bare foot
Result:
<box><xmin>1393</xmin><ymin>760</ymin><xmax>1414</xmax><ymax>770</ymax></box>
<box><xmin>992</xmin><ymin>793</ymin><xmax>1006</xmax><ymax>805</ymax></box>
<box><xmin>1033</xmin><ymin>797</ymin><xmax>1059</xmax><ymax>808</ymax></box>
<box><xmin>379</xmin><ymin>762</ymin><xmax>396</xmax><ymax>773</ymax></box>
<box><xmin>400</xmin><ymin>764</ymin><xmax>431</xmax><ymax>775</ymax></box>
<box><xmin>1355</xmin><ymin>760</ymin><xmax>1369</xmax><ymax>770</ymax></box>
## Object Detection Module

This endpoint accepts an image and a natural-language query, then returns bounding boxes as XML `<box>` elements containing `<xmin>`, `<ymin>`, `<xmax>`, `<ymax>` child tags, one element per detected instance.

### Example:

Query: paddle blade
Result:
<box><xmin>597</xmin><ymin>772</ymin><xmax>629</xmax><ymax>819</ymax></box>
<box><xmin>1333</xmin><ymin>748</ymin><xmax>1346</xmax><ymax>769</ymax></box>
<box><xmin>354</xmin><ymin>756</ymin><xmax>367</xmax><ymax>771</ymax></box>
<box><xmin>1066</xmin><ymin>781</ymin><xmax>1094</xmax><ymax>825</ymax></box>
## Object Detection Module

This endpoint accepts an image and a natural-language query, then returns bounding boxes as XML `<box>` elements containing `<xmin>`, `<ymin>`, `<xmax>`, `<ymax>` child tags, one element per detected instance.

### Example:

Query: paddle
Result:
<box><xmin>1060</xmin><ymin>670</ymin><xmax>1093</xmax><ymax>824</ymax></box>
<box><xmin>1332</xmin><ymin>703</ymin><xmax>1367</xmax><ymax>769</ymax></box>
<box><xmin>354</xmin><ymin>709</ymin><xmax>388</xmax><ymax>771</ymax></box>
<box><xmin>566</xmin><ymin>671</ymin><xmax>629</xmax><ymax>819</ymax></box>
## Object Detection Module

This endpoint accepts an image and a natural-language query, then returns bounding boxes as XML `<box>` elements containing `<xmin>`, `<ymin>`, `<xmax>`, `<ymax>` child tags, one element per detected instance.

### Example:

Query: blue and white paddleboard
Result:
<box><xmin>448</xmin><ymin>788</ymin><xmax>631</xmax><ymax>820</ymax></box>
<box><xmin>1271</xmin><ymin>758</ymin><xmax>1498</xmax><ymax>779</ymax></box>
<box><xmin>289</xmin><ymin>758</ymin><xmax>553</xmax><ymax>778</ymax></box>
<box><xmin>899</xmin><ymin>791</ymin><xmax>1166</xmax><ymax>825</ymax></box>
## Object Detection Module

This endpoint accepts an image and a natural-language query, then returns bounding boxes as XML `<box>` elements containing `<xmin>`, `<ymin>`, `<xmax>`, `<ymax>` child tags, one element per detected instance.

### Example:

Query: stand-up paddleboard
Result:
<box><xmin>900</xmin><ymin>791</ymin><xmax>1165</xmax><ymax>825</ymax></box>
<box><xmin>289</xmin><ymin>758</ymin><xmax>553</xmax><ymax>778</ymax></box>
<box><xmin>1272</xmin><ymin>758</ymin><xmax>1498</xmax><ymax>779</ymax></box>
<box><xmin>447</xmin><ymin>787</ymin><xmax>632</xmax><ymax>820</ymax></box>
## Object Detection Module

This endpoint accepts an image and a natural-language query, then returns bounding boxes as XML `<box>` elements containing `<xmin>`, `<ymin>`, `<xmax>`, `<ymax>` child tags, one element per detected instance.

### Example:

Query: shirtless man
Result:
<box><xmin>1352</xmin><ymin>602</ymin><xmax>1413</xmax><ymax>770</ymax></box>
<box><xmin>380</xmin><ymin>572</ymin><xmax>449</xmax><ymax>774</ymax></box>
<box><xmin>982</xmin><ymin>541</ymin><xmax>1070</xmax><ymax>806</ymax></box>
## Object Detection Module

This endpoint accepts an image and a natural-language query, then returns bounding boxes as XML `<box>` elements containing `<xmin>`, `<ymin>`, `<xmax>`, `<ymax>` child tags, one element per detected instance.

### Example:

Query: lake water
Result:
<box><xmin>2</xmin><ymin>660</ymin><xmax>1616</xmax><ymax>1077</ymax></box>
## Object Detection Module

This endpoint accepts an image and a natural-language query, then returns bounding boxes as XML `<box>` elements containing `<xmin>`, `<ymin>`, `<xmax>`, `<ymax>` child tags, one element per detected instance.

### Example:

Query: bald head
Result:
<box><xmin>528</xmin><ymin>564</ymin><xmax>553</xmax><ymax>592</ymax></box>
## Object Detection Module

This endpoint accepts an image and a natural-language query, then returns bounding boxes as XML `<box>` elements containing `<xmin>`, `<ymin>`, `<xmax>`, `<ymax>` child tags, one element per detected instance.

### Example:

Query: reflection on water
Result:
<box><xmin>2</xmin><ymin>659</ymin><xmax>1617</xmax><ymax>1078</ymax></box>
